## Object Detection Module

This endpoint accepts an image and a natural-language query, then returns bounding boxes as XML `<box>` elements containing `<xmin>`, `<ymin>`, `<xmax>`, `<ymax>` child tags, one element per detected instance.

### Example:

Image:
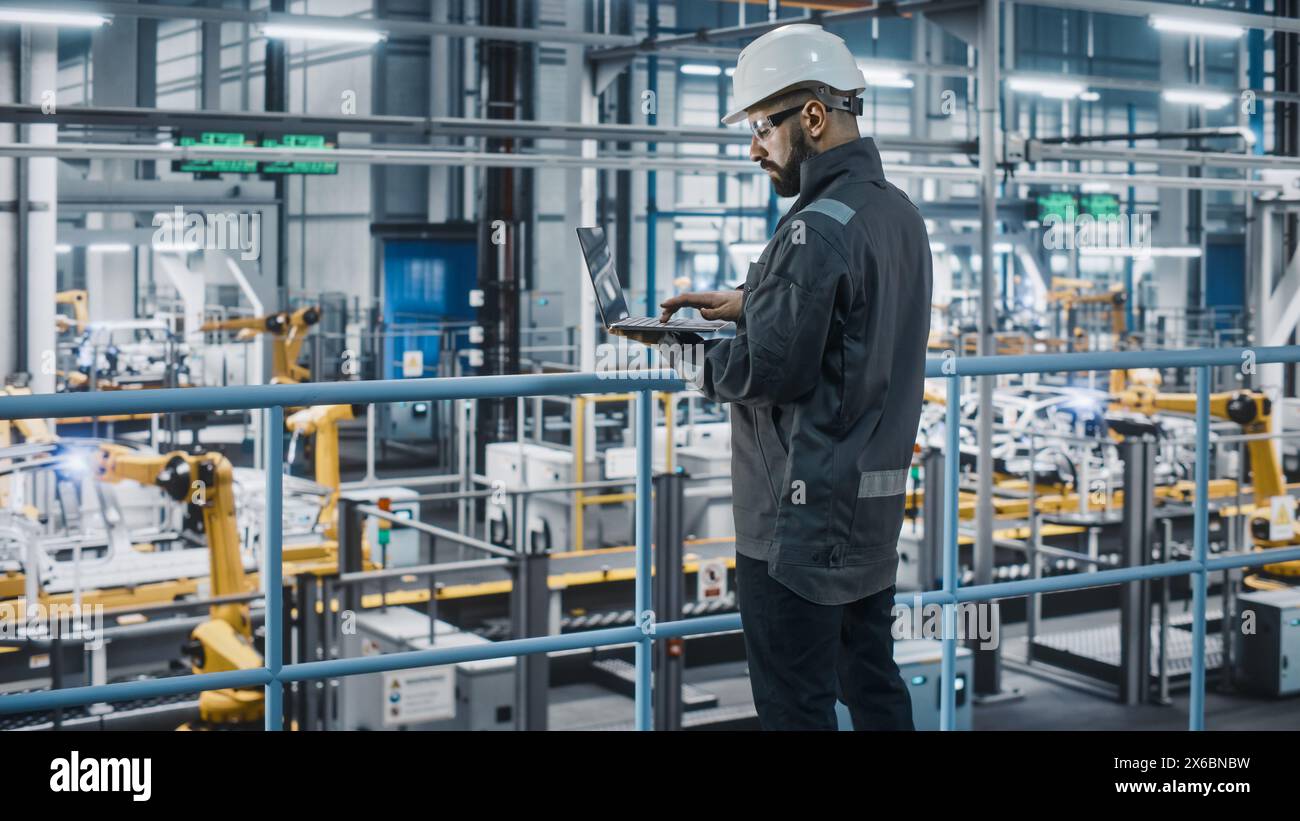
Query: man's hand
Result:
<box><xmin>659</xmin><ymin>290</ymin><xmax>743</xmax><ymax>323</ymax></box>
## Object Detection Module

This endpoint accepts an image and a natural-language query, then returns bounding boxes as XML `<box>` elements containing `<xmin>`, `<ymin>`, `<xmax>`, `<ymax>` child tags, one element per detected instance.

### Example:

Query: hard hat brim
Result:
<box><xmin>721</xmin><ymin>106</ymin><xmax>750</xmax><ymax>126</ymax></box>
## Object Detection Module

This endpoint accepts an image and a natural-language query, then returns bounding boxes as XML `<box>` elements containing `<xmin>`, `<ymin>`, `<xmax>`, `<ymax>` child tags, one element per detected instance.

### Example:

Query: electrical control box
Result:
<box><xmin>1234</xmin><ymin>589</ymin><xmax>1300</xmax><ymax>696</ymax></box>
<box><xmin>380</xmin><ymin>400</ymin><xmax>436</xmax><ymax>441</ymax></box>
<box><xmin>339</xmin><ymin>607</ymin><xmax>515</xmax><ymax>730</ymax></box>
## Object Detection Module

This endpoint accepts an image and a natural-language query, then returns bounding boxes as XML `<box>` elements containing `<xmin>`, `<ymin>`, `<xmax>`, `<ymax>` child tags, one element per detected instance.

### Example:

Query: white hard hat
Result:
<box><xmin>722</xmin><ymin>23</ymin><xmax>866</xmax><ymax>125</ymax></box>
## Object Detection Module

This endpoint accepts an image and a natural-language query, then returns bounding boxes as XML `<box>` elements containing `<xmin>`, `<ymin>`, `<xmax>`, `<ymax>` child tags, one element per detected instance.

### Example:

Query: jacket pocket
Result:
<box><xmin>752</xmin><ymin>412</ymin><xmax>785</xmax><ymax>508</ymax></box>
<box><xmin>848</xmin><ymin>467</ymin><xmax>909</xmax><ymax>551</ymax></box>
<box><xmin>747</xmin><ymin>271</ymin><xmax>809</xmax><ymax>360</ymax></box>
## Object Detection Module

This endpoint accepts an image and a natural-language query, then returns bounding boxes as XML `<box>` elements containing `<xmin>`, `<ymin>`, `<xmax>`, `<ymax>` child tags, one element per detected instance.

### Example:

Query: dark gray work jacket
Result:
<box><xmin>696</xmin><ymin>137</ymin><xmax>933</xmax><ymax>605</ymax></box>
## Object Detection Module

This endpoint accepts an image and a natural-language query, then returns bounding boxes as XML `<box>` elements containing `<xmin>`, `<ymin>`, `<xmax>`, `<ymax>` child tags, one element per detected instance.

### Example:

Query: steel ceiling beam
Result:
<box><xmin>1020</xmin><ymin>0</ymin><xmax>1300</xmax><ymax>36</ymax></box>
<box><xmin>1033</xmin><ymin>142</ymin><xmax>1300</xmax><ymax>172</ymax></box>
<box><xmin>586</xmin><ymin>0</ymin><xmax>979</xmax><ymax>62</ymax></box>
<box><xmin>0</xmin><ymin>103</ymin><xmax>976</xmax><ymax>153</ymax></box>
<box><xmin>0</xmin><ymin>1</ymin><xmax>636</xmax><ymax>46</ymax></box>
<box><xmin>0</xmin><ymin>139</ymin><xmax>986</xmax><ymax>178</ymax></box>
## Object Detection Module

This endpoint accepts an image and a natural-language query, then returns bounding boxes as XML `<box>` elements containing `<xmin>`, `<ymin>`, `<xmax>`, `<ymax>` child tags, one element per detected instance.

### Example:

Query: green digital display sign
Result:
<box><xmin>172</xmin><ymin>131</ymin><xmax>339</xmax><ymax>177</ymax></box>
<box><xmin>1036</xmin><ymin>191</ymin><xmax>1123</xmax><ymax>221</ymax></box>
<box><xmin>1079</xmin><ymin>193</ymin><xmax>1120</xmax><ymax>218</ymax></box>
<box><xmin>258</xmin><ymin>133</ymin><xmax>339</xmax><ymax>176</ymax></box>
<box><xmin>1036</xmin><ymin>192</ymin><xmax>1078</xmax><ymax>222</ymax></box>
<box><xmin>173</xmin><ymin>132</ymin><xmax>259</xmax><ymax>174</ymax></box>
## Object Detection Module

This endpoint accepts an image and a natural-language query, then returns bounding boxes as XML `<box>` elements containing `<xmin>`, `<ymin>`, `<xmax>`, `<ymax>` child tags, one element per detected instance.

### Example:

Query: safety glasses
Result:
<box><xmin>748</xmin><ymin>104</ymin><xmax>805</xmax><ymax>141</ymax></box>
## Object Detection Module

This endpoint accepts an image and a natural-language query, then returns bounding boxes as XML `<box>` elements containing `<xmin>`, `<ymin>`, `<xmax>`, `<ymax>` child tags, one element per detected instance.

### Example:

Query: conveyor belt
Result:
<box><xmin>1024</xmin><ymin>608</ymin><xmax>1224</xmax><ymax>682</ymax></box>
<box><xmin>0</xmin><ymin>688</ymin><xmax>198</xmax><ymax>731</ymax></box>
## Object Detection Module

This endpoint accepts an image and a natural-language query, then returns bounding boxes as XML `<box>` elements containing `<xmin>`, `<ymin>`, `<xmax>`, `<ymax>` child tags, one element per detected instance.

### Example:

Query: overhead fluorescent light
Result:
<box><xmin>1080</xmin><ymin>182</ymin><xmax>1111</xmax><ymax>193</ymax></box>
<box><xmin>725</xmin><ymin>67</ymin><xmax>735</xmax><ymax>77</ymax></box>
<box><xmin>680</xmin><ymin>64</ymin><xmax>722</xmax><ymax>77</ymax></box>
<box><xmin>861</xmin><ymin>66</ymin><xmax>914</xmax><ymax>89</ymax></box>
<box><xmin>1007</xmin><ymin>76</ymin><xmax>1088</xmax><ymax>100</ymax></box>
<box><xmin>87</xmin><ymin>243</ymin><xmax>133</xmax><ymax>253</ymax></box>
<box><xmin>55</xmin><ymin>244</ymin><xmax>71</xmax><ymax>254</ymax></box>
<box><xmin>0</xmin><ymin>10</ymin><xmax>110</xmax><ymax>27</ymax></box>
<box><xmin>1163</xmin><ymin>88</ymin><xmax>1232</xmax><ymax>109</ymax></box>
<box><xmin>930</xmin><ymin>242</ymin><xmax>947</xmax><ymax>253</ymax></box>
<box><xmin>993</xmin><ymin>242</ymin><xmax>1014</xmax><ymax>254</ymax></box>
<box><xmin>1080</xmin><ymin>246</ymin><xmax>1202</xmax><ymax>258</ymax></box>
<box><xmin>260</xmin><ymin>23</ymin><xmax>387</xmax><ymax>44</ymax></box>
<box><xmin>1149</xmin><ymin>15</ymin><xmax>1245</xmax><ymax>39</ymax></box>
<box><xmin>1078</xmin><ymin>91</ymin><xmax>1101</xmax><ymax>102</ymax></box>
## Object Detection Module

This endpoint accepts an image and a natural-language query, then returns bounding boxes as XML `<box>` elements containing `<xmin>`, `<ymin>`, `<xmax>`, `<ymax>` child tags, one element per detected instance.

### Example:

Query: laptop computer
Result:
<box><xmin>577</xmin><ymin>226</ymin><xmax>725</xmax><ymax>335</ymax></box>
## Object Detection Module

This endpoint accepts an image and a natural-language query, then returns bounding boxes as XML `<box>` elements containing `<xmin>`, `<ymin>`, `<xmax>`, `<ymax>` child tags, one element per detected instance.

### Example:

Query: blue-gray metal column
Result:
<box><xmin>1190</xmin><ymin>366</ymin><xmax>1210</xmax><ymax>729</ymax></box>
<box><xmin>264</xmin><ymin>404</ymin><xmax>284</xmax><ymax>731</ymax></box>
<box><xmin>941</xmin><ymin>374</ymin><xmax>961</xmax><ymax>730</ymax></box>
<box><xmin>635</xmin><ymin>389</ymin><xmax>654</xmax><ymax>730</ymax></box>
<box><xmin>974</xmin><ymin>0</ymin><xmax>1003</xmax><ymax>699</ymax></box>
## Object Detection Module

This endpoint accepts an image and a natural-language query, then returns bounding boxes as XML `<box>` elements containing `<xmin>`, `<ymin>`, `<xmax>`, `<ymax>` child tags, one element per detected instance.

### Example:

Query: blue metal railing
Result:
<box><xmin>2</xmin><ymin>347</ymin><xmax>1300</xmax><ymax>731</ymax></box>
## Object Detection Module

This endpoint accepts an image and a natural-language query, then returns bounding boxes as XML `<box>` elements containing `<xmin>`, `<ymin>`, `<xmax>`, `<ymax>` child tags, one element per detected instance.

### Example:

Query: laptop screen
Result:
<box><xmin>577</xmin><ymin>227</ymin><xmax>629</xmax><ymax>325</ymax></box>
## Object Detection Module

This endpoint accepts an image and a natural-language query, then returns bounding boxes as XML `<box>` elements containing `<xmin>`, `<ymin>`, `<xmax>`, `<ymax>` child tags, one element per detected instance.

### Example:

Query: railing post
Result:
<box><xmin>941</xmin><ymin>374</ymin><xmax>961</xmax><ymax>731</ymax></box>
<box><xmin>635</xmin><ymin>388</ymin><xmax>654</xmax><ymax>731</ymax></box>
<box><xmin>1190</xmin><ymin>365</ymin><xmax>1210</xmax><ymax>730</ymax></box>
<box><xmin>509</xmin><ymin>531</ymin><xmax>550</xmax><ymax>731</ymax></box>
<box><xmin>921</xmin><ymin>448</ymin><xmax>944</xmax><ymax>592</ymax></box>
<box><xmin>264</xmin><ymin>404</ymin><xmax>284</xmax><ymax>731</ymax></box>
<box><xmin>1120</xmin><ymin>437</ymin><xmax>1155</xmax><ymax>705</ymax></box>
<box><xmin>653</xmin><ymin>471</ymin><xmax>685</xmax><ymax>731</ymax></box>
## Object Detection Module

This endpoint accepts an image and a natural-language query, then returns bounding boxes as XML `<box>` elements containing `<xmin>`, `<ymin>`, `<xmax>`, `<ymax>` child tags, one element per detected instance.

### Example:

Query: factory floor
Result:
<box><xmin>546</xmin><ymin>610</ymin><xmax>1300</xmax><ymax>731</ymax></box>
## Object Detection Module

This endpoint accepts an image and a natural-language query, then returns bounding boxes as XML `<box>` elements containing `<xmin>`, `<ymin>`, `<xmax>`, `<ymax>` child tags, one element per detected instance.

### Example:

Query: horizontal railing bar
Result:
<box><xmin>0</xmin><ymin>668</ymin><xmax>272</xmax><ymax>715</ymax></box>
<box><xmin>1205</xmin><ymin>546</ymin><xmax>1300</xmax><ymax>571</ymax></box>
<box><xmin>924</xmin><ymin>344</ymin><xmax>1300</xmax><ymax>377</ymax></box>
<box><xmin>0</xmin><ymin>371</ymin><xmax>687</xmax><ymax>420</ymax></box>
<box><xmin>3</xmin><ymin>346</ymin><xmax>1297</xmax><ymax>421</ymax></box>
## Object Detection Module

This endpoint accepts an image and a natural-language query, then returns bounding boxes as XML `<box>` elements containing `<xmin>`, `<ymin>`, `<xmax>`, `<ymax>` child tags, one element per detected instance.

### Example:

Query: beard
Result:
<box><xmin>766</xmin><ymin>124</ymin><xmax>816</xmax><ymax>198</ymax></box>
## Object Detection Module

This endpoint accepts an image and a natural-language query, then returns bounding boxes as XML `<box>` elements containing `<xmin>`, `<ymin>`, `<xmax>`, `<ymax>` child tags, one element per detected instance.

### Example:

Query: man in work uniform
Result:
<box><xmin>657</xmin><ymin>23</ymin><xmax>934</xmax><ymax>730</ymax></box>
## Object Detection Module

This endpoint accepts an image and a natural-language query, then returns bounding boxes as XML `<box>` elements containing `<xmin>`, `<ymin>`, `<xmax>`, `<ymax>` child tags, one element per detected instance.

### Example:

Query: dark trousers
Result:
<box><xmin>735</xmin><ymin>553</ymin><xmax>914</xmax><ymax>731</ymax></box>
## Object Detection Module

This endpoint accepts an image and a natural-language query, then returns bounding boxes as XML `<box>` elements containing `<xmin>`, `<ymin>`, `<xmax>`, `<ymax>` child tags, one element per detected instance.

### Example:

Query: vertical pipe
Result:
<box><xmin>1248</xmin><ymin>0</ymin><xmax>1265</xmax><ymax>155</ymax></box>
<box><xmin>974</xmin><ymin>0</ymin><xmax>1001</xmax><ymax>699</ymax></box>
<box><xmin>635</xmin><ymin>388</ymin><xmax>654</xmax><ymax>730</ymax></box>
<box><xmin>264</xmin><ymin>404</ymin><xmax>284</xmax><ymax>731</ymax></box>
<box><xmin>941</xmin><ymin>374</ymin><xmax>961</xmax><ymax>731</ymax></box>
<box><xmin>645</xmin><ymin>1</ymin><xmax>659</xmax><ymax>314</ymax></box>
<box><xmin>1125</xmin><ymin>102</ymin><xmax>1136</xmax><ymax>337</ymax></box>
<box><xmin>1190</xmin><ymin>366</ymin><xmax>1210</xmax><ymax>730</ymax></box>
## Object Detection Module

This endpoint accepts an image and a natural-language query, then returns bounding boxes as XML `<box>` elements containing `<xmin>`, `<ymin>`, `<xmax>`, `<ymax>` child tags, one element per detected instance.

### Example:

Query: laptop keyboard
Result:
<box><xmin>616</xmin><ymin>316</ymin><xmax>722</xmax><ymax>330</ymax></box>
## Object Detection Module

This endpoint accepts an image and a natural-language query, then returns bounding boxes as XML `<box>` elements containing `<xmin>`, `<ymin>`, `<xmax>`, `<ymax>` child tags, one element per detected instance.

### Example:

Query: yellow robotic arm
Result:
<box><xmin>202</xmin><ymin>305</ymin><xmax>321</xmax><ymax>384</ymax></box>
<box><xmin>55</xmin><ymin>289</ymin><xmax>89</xmax><ymax>335</ymax></box>
<box><xmin>94</xmin><ymin>445</ymin><xmax>265</xmax><ymax>724</ymax></box>
<box><xmin>1113</xmin><ymin>385</ymin><xmax>1298</xmax><ymax>579</ymax></box>
<box><xmin>286</xmin><ymin>404</ymin><xmax>359</xmax><ymax>536</ymax></box>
